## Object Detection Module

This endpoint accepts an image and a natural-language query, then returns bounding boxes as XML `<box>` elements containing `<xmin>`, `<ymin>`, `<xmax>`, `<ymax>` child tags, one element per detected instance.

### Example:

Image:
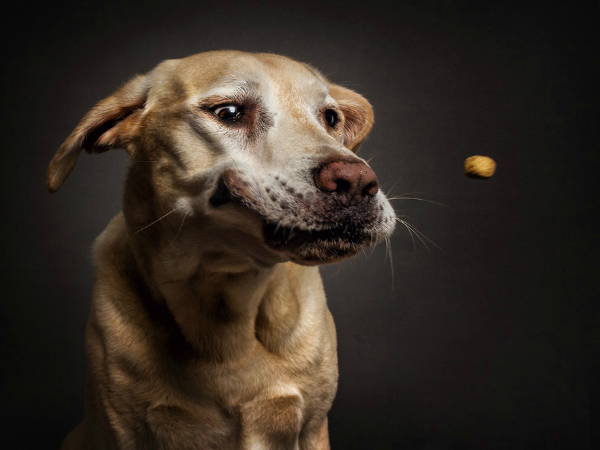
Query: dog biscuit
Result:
<box><xmin>464</xmin><ymin>155</ymin><xmax>496</xmax><ymax>179</ymax></box>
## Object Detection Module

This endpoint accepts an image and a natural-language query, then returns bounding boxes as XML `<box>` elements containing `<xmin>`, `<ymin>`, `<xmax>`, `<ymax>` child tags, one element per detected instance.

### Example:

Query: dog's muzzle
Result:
<box><xmin>209</xmin><ymin>162</ymin><xmax>391</xmax><ymax>264</ymax></box>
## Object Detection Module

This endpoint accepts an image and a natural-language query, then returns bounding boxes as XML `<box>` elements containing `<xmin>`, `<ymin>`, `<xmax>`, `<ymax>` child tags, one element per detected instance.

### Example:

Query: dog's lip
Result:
<box><xmin>261</xmin><ymin>221</ymin><xmax>373</xmax><ymax>264</ymax></box>
<box><xmin>263</xmin><ymin>221</ymin><xmax>369</xmax><ymax>247</ymax></box>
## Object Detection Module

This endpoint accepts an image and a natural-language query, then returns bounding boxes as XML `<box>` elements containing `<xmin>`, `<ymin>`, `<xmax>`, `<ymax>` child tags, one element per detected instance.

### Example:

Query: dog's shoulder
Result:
<box><xmin>92</xmin><ymin>212</ymin><xmax>131</xmax><ymax>273</ymax></box>
<box><xmin>89</xmin><ymin>212</ymin><xmax>153</xmax><ymax>336</ymax></box>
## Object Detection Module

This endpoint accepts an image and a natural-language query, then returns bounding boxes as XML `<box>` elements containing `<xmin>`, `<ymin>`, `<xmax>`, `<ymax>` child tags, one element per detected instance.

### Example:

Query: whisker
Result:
<box><xmin>384</xmin><ymin>234</ymin><xmax>390</xmax><ymax>262</ymax></box>
<box><xmin>403</xmin><ymin>221</ymin><xmax>440</xmax><ymax>250</ymax></box>
<box><xmin>400</xmin><ymin>219</ymin><xmax>431</xmax><ymax>254</ymax></box>
<box><xmin>135</xmin><ymin>208</ymin><xmax>177</xmax><ymax>234</ymax></box>
<box><xmin>393</xmin><ymin>191</ymin><xmax>437</xmax><ymax>197</ymax></box>
<box><xmin>388</xmin><ymin>196</ymin><xmax>449</xmax><ymax>208</ymax></box>
<box><xmin>168</xmin><ymin>213</ymin><xmax>188</xmax><ymax>247</ymax></box>
<box><xmin>397</xmin><ymin>218</ymin><xmax>417</xmax><ymax>253</ymax></box>
<box><xmin>396</xmin><ymin>218</ymin><xmax>441</xmax><ymax>253</ymax></box>
<box><xmin>408</xmin><ymin>227</ymin><xmax>417</xmax><ymax>254</ymax></box>
<box><xmin>383</xmin><ymin>179</ymin><xmax>401</xmax><ymax>199</ymax></box>
<box><xmin>385</xmin><ymin>236</ymin><xmax>395</xmax><ymax>289</ymax></box>
<box><xmin>365</xmin><ymin>151</ymin><xmax>384</xmax><ymax>164</ymax></box>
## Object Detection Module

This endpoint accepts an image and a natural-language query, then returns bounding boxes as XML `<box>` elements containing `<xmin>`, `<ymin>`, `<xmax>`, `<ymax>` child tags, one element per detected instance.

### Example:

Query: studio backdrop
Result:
<box><xmin>1</xmin><ymin>1</ymin><xmax>598</xmax><ymax>449</ymax></box>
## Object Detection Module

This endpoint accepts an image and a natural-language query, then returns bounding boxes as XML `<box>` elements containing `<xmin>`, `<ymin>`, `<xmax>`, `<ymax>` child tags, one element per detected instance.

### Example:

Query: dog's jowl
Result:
<box><xmin>49</xmin><ymin>51</ymin><xmax>395</xmax><ymax>450</ymax></box>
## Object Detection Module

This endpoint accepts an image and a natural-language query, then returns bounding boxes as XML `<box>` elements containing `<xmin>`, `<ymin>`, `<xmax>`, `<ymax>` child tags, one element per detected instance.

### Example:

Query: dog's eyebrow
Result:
<box><xmin>195</xmin><ymin>79</ymin><xmax>260</xmax><ymax>104</ymax></box>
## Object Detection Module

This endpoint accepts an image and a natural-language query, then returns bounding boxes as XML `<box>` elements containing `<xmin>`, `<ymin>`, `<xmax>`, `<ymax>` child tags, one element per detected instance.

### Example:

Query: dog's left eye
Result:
<box><xmin>324</xmin><ymin>109</ymin><xmax>339</xmax><ymax>128</ymax></box>
<box><xmin>213</xmin><ymin>104</ymin><xmax>243</xmax><ymax>122</ymax></box>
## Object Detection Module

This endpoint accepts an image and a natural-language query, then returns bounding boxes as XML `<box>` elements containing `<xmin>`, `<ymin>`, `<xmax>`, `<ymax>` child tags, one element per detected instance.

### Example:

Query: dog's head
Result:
<box><xmin>48</xmin><ymin>51</ymin><xmax>395</xmax><ymax>269</ymax></box>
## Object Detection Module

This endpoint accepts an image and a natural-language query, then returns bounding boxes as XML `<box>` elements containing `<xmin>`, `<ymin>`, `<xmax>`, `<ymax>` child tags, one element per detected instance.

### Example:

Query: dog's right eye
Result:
<box><xmin>212</xmin><ymin>104</ymin><xmax>243</xmax><ymax>122</ymax></box>
<box><xmin>324</xmin><ymin>109</ymin><xmax>340</xmax><ymax>128</ymax></box>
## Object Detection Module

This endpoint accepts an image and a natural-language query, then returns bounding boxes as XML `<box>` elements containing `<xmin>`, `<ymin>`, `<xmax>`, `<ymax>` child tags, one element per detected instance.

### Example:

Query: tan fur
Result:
<box><xmin>50</xmin><ymin>51</ymin><xmax>395</xmax><ymax>449</ymax></box>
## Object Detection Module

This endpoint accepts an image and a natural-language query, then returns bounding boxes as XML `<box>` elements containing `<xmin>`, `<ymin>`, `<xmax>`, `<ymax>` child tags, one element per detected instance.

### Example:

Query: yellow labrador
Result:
<box><xmin>49</xmin><ymin>51</ymin><xmax>395</xmax><ymax>450</ymax></box>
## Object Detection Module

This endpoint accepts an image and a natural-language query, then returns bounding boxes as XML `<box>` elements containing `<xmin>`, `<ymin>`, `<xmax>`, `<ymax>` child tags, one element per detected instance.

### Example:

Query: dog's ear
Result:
<box><xmin>327</xmin><ymin>83</ymin><xmax>374</xmax><ymax>152</ymax></box>
<box><xmin>47</xmin><ymin>74</ymin><xmax>150</xmax><ymax>193</ymax></box>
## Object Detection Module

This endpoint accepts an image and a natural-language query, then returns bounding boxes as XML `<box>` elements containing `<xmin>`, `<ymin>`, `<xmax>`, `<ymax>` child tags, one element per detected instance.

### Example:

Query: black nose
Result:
<box><xmin>314</xmin><ymin>160</ymin><xmax>379</xmax><ymax>207</ymax></box>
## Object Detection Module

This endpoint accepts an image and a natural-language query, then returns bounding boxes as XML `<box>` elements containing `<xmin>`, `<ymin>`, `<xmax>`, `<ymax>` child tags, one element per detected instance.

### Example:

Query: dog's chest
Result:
<box><xmin>144</xmin><ymin>361</ymin><xmax>333</xmax><ymax>450</ymax></box>
<box><xmin>89</xmin><ymin>229</ymin><xmax>336</xmax><ymax>449</ymax></box>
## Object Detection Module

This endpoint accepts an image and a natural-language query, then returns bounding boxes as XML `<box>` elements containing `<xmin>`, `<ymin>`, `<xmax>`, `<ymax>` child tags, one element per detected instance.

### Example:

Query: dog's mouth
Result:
<box><xmin>262</xmin><ymin>221</ymin><xmax>374</xmax><ymax>264</ymax></box>
<box><xmin>209</xmin><ymin>169</ymin><xmax>394</xmax><ymax>265</ymax></box>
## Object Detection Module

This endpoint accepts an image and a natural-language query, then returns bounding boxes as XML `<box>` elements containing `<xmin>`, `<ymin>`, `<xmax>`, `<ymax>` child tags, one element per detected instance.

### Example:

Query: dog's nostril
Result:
<box><xmin>335</xmin><ymin>178</ymin><xmax>352</xmax><ymax>194</ymax></box>
<box><xmin>363</xmin><ymin>180</ymin><xmax>379</xmax><ymax>197</ymax></box>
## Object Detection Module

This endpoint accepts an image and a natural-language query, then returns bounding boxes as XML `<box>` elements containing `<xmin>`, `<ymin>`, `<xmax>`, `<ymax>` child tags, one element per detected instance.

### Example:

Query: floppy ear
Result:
<box><xmin>327</xmin><ymin>83</ymin><xmax>375</xmax><ymax>152</ymax></box>
<box><xmin>47</xmin><ymin>74</ymin><xmax>150</xmax><ymax>193</ymax></box>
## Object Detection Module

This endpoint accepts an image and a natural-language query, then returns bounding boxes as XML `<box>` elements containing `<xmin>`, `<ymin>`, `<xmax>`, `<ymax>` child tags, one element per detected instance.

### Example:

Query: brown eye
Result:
<box><xmin>324</xmin><ymin>109</ymin><xmax>339</xmax><ymax>128</ymax></box>
<box><xmin>213</xmin><ymin>104</ymin><xmax>243</xmax><ymax>122</ymax></box>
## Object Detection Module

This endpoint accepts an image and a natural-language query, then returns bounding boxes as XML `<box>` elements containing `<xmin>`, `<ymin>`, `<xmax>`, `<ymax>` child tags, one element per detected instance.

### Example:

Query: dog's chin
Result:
<box><xmin>262</xmin><ymin>222</ymin><xmax>374</xmax><ymax>265</ymax></box>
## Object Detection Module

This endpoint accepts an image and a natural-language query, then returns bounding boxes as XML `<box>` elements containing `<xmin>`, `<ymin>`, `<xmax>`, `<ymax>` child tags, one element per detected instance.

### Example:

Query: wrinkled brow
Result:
<box><xmin>197</xmin><ymin>79</ymin><xmax>261</xmax><ymax>103</ymax></box>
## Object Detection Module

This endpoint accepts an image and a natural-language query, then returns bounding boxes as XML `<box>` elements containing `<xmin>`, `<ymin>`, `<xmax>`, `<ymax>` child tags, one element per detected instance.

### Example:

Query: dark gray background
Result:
<box><xmin>2</xmin><ymin>0</ymin><xmax>598</xmax><ymax>448</ymax></box>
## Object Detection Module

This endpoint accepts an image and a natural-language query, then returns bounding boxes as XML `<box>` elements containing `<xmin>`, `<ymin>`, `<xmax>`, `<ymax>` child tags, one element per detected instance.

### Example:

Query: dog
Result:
<box><xmin>49</xmin><ymin>51</ymin><xmax>396</xmax><ymax>450</ymax></box>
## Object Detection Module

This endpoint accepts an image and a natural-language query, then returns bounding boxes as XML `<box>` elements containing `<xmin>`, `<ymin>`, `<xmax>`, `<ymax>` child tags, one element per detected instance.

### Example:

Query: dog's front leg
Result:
<box><xmin>297</xmin><ymin>417</ymin><xmax>330</xmax><ymax>450</ymax></box>
<box><xmin>313</xmin><ymin>418</ymin><xmax>331</xmax><ymax>450</ymax></box>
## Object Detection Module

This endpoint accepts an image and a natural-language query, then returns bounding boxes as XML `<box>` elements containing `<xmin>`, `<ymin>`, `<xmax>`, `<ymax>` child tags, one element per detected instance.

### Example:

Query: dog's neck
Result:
<box><xmin>157</xmin><ymin>263</ymin><xmax>292</xmax><ymax>362</ymax></box>
<box><xmin>125</xmin><ymin>220</ymin><xmax>314</xmax><ymax>363</ymax></box>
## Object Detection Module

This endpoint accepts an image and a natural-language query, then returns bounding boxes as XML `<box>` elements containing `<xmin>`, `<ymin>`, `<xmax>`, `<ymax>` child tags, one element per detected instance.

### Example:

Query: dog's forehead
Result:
<box><xmin>150</xmin><ymin>51</ymin><xmax>330</xmax><ymax>105</ymax></box>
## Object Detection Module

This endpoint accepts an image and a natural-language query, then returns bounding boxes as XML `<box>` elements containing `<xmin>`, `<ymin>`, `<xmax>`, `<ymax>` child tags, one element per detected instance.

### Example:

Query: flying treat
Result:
<box><xmin>464</xmin><ymin>155</ymin><xmax>496</xmax><ymax>179</ymax></box>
